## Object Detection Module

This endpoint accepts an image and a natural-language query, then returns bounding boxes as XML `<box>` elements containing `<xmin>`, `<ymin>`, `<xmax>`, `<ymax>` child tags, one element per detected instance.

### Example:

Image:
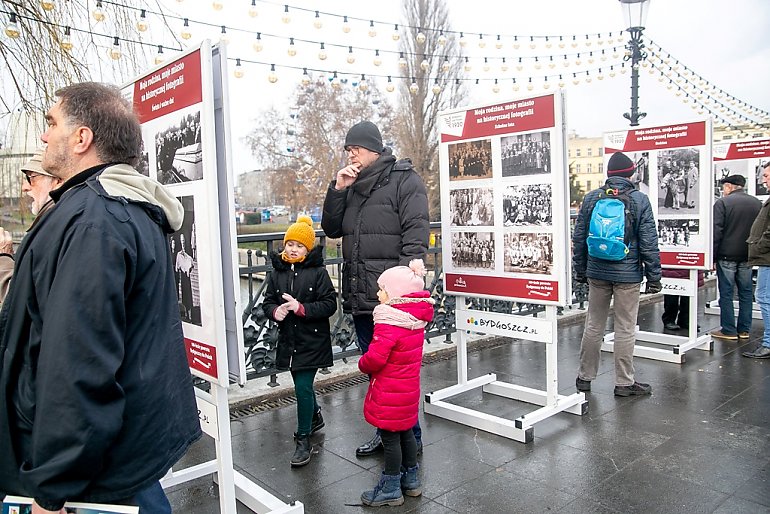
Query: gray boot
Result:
<box><xmin>291</xmin><ymin>435</ymin><xmax>312</xmax><ymax>467</ymax></box>
<box><xmin>400</xmin><ymin>464</ymin><xmax>421</xmax><ymax>497</ymax></box>
<box><xmin>361</xmin><ymin>472</ymin><xmax>404</xmax><ymax>507</ymax></box>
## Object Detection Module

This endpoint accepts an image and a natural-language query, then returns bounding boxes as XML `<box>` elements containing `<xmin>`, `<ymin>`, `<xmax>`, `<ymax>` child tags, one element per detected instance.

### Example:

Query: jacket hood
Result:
<box><xmin>604</xmin><ymin>176</ymin><xmax>635</xmax><ymax>192</ymax></box>
<box><xmin>389</xmin><ymin>290</ymin><xmax>435</xmax><ymax>323</ymax></box>
<box><xmin>97</xmin><ymin>164</ymin><xmax>184</xmax><ymax>231</ymax></box>
<box><xmin>269</xmin><ymin>245</ymin><xmax>325</xmax><ymax>271</ymax></box>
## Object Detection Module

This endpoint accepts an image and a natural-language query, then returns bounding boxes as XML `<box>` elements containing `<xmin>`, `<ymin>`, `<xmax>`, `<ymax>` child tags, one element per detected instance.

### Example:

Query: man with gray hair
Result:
<box><xmin>0</xmin><ymin>82</ymin><xmax>201</xmax><ymax>512</ymax></box>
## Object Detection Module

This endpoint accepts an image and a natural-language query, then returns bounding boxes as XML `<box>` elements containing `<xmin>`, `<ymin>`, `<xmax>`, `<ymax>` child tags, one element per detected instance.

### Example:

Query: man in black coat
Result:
<box><xmin>322</xmin><ymin>120</ymin><xmax>429</xmax><ymax>457</ymax></box>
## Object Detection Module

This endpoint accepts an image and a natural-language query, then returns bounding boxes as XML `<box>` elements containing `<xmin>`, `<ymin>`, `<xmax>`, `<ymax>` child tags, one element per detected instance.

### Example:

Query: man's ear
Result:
<box><xmin>72</xmin><ymin>126</ymin><xmax>94</xmax><ymax>156</ymax></box>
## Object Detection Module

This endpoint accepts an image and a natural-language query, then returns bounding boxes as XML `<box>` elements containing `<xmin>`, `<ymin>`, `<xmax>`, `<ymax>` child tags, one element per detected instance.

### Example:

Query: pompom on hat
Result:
<box><xmin>344</xmin><ymin>120</ymin><xmax>383</xmax><ymax>154</ymax></box>
<box><xmin>284</xmin><ymin>215</ymin><xmax>316</xmax><ymax>250</ymax></box>
<box><xmin>377</xmin><ymin>259</ymin><xmax>427</xmax><ymax>300</ymax></box>
<box><xmin>606</xmin><ymin>152</ymin><xmax>636</xmax><ymax>178</ymax></box>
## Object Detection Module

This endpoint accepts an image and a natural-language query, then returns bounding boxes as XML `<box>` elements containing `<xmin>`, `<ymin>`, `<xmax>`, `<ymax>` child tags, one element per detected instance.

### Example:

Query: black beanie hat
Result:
<box><xmin>344</xmin><ymin>121</ymin><xmax>383</xmax><ymax>153</ymax></box>
<box><xmin>606</xmin><ymin>152</ymin><xmax>635</xmax><ymax>177</ymax></box>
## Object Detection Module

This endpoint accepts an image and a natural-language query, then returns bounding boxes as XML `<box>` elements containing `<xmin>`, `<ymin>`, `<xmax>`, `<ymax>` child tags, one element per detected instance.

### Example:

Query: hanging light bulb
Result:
<box><xmin>109</xmin><ymin>36</ymin><xmax>121</xmax><ymax>60</ymax></box>
<box><xmin>346</xmin><ymin>46</ymin><xmax>355</xmax><ymax>64</ymax></box>
<box><xmin>512</xmin><ymin>78</ymin><xmax>520</xmax><ymax>92</ymax></box>
<box><xmin>545</xmin><ymin>36</ymin><xmax>552</xmax><ymax>49</ymax></box>
<box><xmin>548</xmin><ymin>56</ymin><xmax>556</xmax><ymax>69</ymax></box>
<box><xmin>41</xmin><ymin>0</ymin><xmax>55</xmax><ymax>11</ymax></box>
<box><xmin>597</xmin><ymin>33</ymin><xmax>605</xmax><ymax>46</ymax></box>
<box><xmin>212</xmin><ymin>0</ymin><xmax>224</xmax><ymax>10</ymax></box>
<box><xmin>597</xmin><ymin>68</ymin><xmax>604</xmax><ymax>80</ymax></box>
<box><xmin>512</xmin><ymin>36</ymin><xmax>520</xmax><ymax>50</ymax></box>
<box><xmin>281</xmin><ymin>4</ymin><xmax>290</xmax><ymax>24</ymax></box>
<box><xmin>60</xmin><ymin>26</ymin><xmax>73</xmax><ymax>51</ymax></box>
<box><xmin>558</xmin><ymin>75</ymin><xmax>566</xmax><ymax>88</ymax></box>
<box><xmin>253</xmin><ymin>32</ymin><xmax>263</xmax><ymax>52</ymax></box>
<box><xmin>136</xmin><ymin>9</ymin><xmax>149</xmax><ymax>32</ymax></box>
<box><xmin>181</xmin><ymin>18</ymin><xmax>192</xmax><ymax>40</ymax></box>
<box><xmin>342</xmin><ymin>15</ymin><xmax>351</xmax><ymax>33</ymax></box>
<box><xmin>386</xmin><ymin>76</ymin><xmax>395</xmax><ymax>93</ymax></box>
<box><xmin>609</xmin><ymin>66</ymin><xmax>616</xmax><ymax>78</ymax></box>
<box><xmin>492</xmin><ymin>79</ymin><xmax>500</xmax><ymax>94</ymax></box>
<box><xmin>398</xmin><ymin>52</ymin><xmax>407</xmax><ymax>68</ymax></box>
<box><xmin>233</xmin><ymin>58</ymin><xmax>244</xmax><ymax>78</ymax></box>
<box><xmin>534</xmin><ymin>57</ymin><xmax>542</xmax><ymax>70</ymax></box>
<box><xmin>301</xmin><ymin>68</ymin><xmax>311</xmax><ymax>86</ymax></box>
<box><xmin>330</xmin><ymin>72</ymin><xmax>341</xmax><ymax>89</ymax></box>
<box><xmin>574</xmin><ymin>53</ymin><xmax>582</xmax><ymax>66</ymax></box>
<box><xmin>359</xmin><ymin>75</ymin><xmax>368</xmax><ymax>92</ymax></box>
<box><xmin>220</xmin><ymin>25</ymin><xmax>229</xmax><ymax>44</ymax></box>
<box><xmin>587</xmin><ymin>52</ymin><xmax>595</xmax><ymax>64</ymax></box>
<box><xmin>483</xmin><ymin>57</ymin><xmax>490</xmax><ymax>72</ymax></box>
<box><xmin>442</xmin><ymin>56</ymin><xmax>450</xmax><ymax>72</ymax></box>
<box><xmin>500</xmin><ymin>57</ymin><xmax>508</xmax><ymax>72</ymax></box>
<box><xmin>4</xmin><ymin>13</ymin><xmax>20</xmax><ymax>39</ymax></box>
<box><xmin>571</xmin><ymin>35</ymin><xmax>578</xmax><ymax>48</ymax></box>
<box><xmin>368</xmin><ymin>20</ymin><xmax>376</xmax><ymax>37</ymax></box>
<box><xmin>268</xmin><ymin>64</ymin><xmax>278</xmax><ymax>83</ymax></box>
<box><xmin>459</xmin><ymin>32</ymin><xmax>467</xmax><ymax>47</ymax></box>
<box><xmin>572</xmin><ymin>73</ymin><xmax>580</xmax><ymax>85</ymax></box>
<box><xmin>478</xmin><ymin>33</ymin><xmax>486</xmax><ymax>48</ymax></box>
<box><xmin>392</xmin><ymin>24</ymin><xmax>400</xmax><ymax>41</ymax></box>
<box><xmin>463</xmin><ymin>57</ymin><xmax>472</xmax><ymax>72</ymax></box>
<box><xmin>313</xmin><ymin>11</ymin><xmax>322</xmax><ymax>29</ymax></box>
<box><xmin>600</xmin><ymin>49</ymin><xmax>607</xmax><ymax>62</ymax></box>
<box><xmin>409</xmin><ymin>77</ymin><xmax>419</xmax><ymax>94</ymax></box>
<box><xmin>432</xmin><ymin>79</ymin><xmax>441</xmax><ymax>95</ymax></box>
<box><xmin>516</xmin><ymin>57</ymin><xmax>523</xmax><ymax>72</ymax></box>
<box><xmin>437</xmin><ymin>31</ymin><xmax>447</xmax><ymax>46</ymax></box>
<box><xmin>92</xmin><ymin>1</ymin><xmax>105</xmax><ymax>22</ymax></box>
<box><xmin>287</xmin><ymin>37</ymin><xmax>297</xmax><ymax>57</ymax></box>
<box><xmin>420</xmin><ymin>56</ymin><xmax>430</xmax><ymax>71</ymax></box>
<box><xmin>562</xmin><ymin>55</ymin><xmax>570</xmax><ymax>67</ymax></box>
<box><xmin>373</xmin><ymin>49</ymin><xmax>382</xmax><ymax>66</ymax></box>
<box><xmin>416</xmin><ymin>29</ymin><xmax>426</xmax><ymax>44</ymax></box>
<box><xmin>543</xmin><ymin>77</ymin><xmax>551</xmax><ymax>89</ymax></box>
<box><xmin>318</xmin><ymin>42</ymin><xmax>327</xmax><ymax>60</ymax></box>
<box><xmin>527</xmin><ymin>78</ymin><xmax>534</xmax><ymax>91</ymax></box>
<box><xmin>154</xmin><ymin>45</ymin><xmax>165</xmax><ymax>65</ymax></box>
<box><xmin>584</xmin><ymin>34</ymin><xmax>592</xmax><ymax>47</ymax></box>
<box><xmin>529</xmin><ymin>36</ymin><xmax>536</xmax><ymax>50</ymax></box>
<box><xmin>558</xmin><ymin>36</ymin><xmax>565</xmax><ymax>49</ymax></box>
<box><xmin>248</xmin><ymin>0</ymin><xmax>258</xmax><ymax>17</ymax></box>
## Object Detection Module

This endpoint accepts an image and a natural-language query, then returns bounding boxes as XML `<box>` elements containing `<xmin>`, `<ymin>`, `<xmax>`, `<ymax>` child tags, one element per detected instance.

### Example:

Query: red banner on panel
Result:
<box><xmin>605</xmin><ymin>121</ymin><xmax>706</xmax><ymax>152</ymax></box>
<box><xmin>133</xmin><ymin>50</ymin><xmax>203</xmax><ymax>123</ymax></box>
<box><xmin>440</xmin><ymin>94</ymin><xmax>555</xmax><ymax>142</ymax></box>
<box><xmin>445</xmin><ymin>273</ymin><xmax>559</xmax><ymax>302</ymax></box>
<box><xmin>660</xmin><ymin>251</ymin><xmax>705</xmax><ymax>267</ymax></box>
<box><xmin>714</xmin><ymin>139</ymin><xmax>770</xmax><ymax>161</ymax></box>
<box><xmin>185</xmin><ymin>337</ymin><xmax>219</xmax><ymax>380</ymax></box>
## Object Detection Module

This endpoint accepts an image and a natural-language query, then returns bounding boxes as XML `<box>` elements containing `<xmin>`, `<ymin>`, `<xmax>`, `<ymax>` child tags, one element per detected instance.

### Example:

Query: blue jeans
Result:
<box><xmin>119</xmin><ymin>481</ymin><xmax>171</xmax><ymax>513</ymax></box>
<box><xmin>755</xmin><ymin>267</ymin><xmax>770</xmax><ymax>349</ymax></box>
<box><xmin>716</xmin><ymin>259</ymin><xmax>754</xmax><ymax>335</ymax></box>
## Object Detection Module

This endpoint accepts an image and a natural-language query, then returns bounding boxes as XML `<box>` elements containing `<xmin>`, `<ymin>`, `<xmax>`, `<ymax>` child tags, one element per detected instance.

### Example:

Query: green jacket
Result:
<box><xmin>747</xmin><ymin>197</ymin><xmax>770</xmax><ymax>266</ymax></box>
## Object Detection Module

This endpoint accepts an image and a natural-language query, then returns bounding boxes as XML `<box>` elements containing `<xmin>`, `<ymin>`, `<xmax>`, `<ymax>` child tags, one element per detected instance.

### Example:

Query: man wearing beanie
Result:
<box><xmin>572</xmin><ymin>151</ymin><xmax>661</xmax><ymax>396</ymax></box>
<box><xmin>322</xmin><ymin>120</ymin><xmax>429</xmax><ymax>457</ymax></box>
<box><xmin>711</xmin><ymin>174</ymin><xmax>760</xmax><ymax>341</ymax></box>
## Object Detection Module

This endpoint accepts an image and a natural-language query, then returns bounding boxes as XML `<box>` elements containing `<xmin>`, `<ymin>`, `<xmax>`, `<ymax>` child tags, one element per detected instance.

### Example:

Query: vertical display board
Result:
<box><xmin>604</xmin><ymin>119</ymin><xmax>713</xmax><ymax>270</ymax></box>
<box><xmin>123</xmin><ymin>43</ymin><xmax>245</xmax><ymax>387</ymax></box>
<box><xmin>438</xmin><ymin>92</ymin><xmax>570</xmax><ymax>306</ymax></box>
<box><xmin>713</xmin><ymin>137</ymin><xmax>770</xmax><ymax>199</ymax></box>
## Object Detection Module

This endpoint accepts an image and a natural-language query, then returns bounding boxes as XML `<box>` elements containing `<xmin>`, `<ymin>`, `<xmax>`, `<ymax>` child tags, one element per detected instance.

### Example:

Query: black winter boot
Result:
<box><xmin>294</xmin><ymin>409</ymin><xmax>325</xmax><ymax>439</ymax></box>
<box><xmin>291</xmin><ymin>435</ymin><xmax>312</xmax><ymax>467</ymax></box>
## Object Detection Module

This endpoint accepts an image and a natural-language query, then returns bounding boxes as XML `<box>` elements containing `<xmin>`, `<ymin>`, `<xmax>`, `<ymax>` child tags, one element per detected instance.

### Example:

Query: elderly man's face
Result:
<box><xmin>346</xmin><ymin>145</ymin><xmax>380</xmax><ymax>171</ymax></box>
<box><xmin>41</xmin><ymin>99</ymin><xmax>77</xmax><ymax>179</ymax></box>
<box><xmin>763</xmin><ymin>166</ymin><xmax>770</xmax><ymax>189</ymax></box>
<box><xmin>22</xmin><ymin>171</ymin><xmax>61</xmax><ymax>215</ymax></box>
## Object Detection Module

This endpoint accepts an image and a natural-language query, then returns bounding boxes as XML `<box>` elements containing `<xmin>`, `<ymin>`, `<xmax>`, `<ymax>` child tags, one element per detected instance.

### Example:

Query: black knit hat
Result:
<box><xmin>606</xmin><ymin>152</ymin><xmax>635</xmax><ymax>177</ymax></box>
<box><xmin>344</xmin><ymin>121</ymin><xmax>383</xmax><ymax>153</ymax></box>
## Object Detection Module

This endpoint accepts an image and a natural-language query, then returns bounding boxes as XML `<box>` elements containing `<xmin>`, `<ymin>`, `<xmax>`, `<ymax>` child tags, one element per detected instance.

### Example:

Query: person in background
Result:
<box><xmin>321</xmin><ymin>120</ymin><xmax>430</xmax><ymax>458</ymax></box>
<box><xmin>744</xmin><ymin>162</ymin><xmax>770</xmax><ymax>359</ymax></box>
<box><xmin>661</xmin><ymin>268</ymin><xmax>704</xmax><ymax>331</ymax></box>
<box><xmin>359</xmin><ymin>259</ymin><xmax>434</xmax><ymax>507</ymax></box>
<box><xmin>0</xmin><ymin>82</ymin><xmax>201</xmax><ymax>513</ymax></box>
<box><xmin>262</xmin><ymin>215</ymin><xmax>337</xmax><ymax>467</ymax></box>
<box><xmin>711</xmin><ymin>174</ymin><xmax>761</xmax><ymax>341</ymax></box>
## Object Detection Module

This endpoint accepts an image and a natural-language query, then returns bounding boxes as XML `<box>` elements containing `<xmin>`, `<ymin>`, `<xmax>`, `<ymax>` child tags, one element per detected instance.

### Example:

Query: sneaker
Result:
<box><xmin>663</xmin><ymin>322</ymin><xmax>681</xmax><ymax>331</ymax></box>
<box><xmin>614</xmin><ymin>382</ymin><xmax>652</xmax><ymax>397</ymax></box>
<box><xmin>576</xmin><ymin>377</ymin><xmax>591</xmax><ymax>392</ymax></box>
<box><xmin>710</xmin><ymin>329</ymin><xmax>738</xmax><ymax>341</ymax></box>
<box><xmin>738</xmin><ymin>332</ymin><xmax>750</xmax><ymax>339</ymax></box>
<box><xmin>742</xmin><ymin>345</ymin><xmax>770</xmax><ymax>359</ymax></box>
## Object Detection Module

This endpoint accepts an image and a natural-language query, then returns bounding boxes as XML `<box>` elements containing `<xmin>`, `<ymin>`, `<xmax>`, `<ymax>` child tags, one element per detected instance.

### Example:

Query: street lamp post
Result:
<box><xmin>619</xmin><ymin>0</ymin><xmax>651</xmax><ymax>127</ymax></box>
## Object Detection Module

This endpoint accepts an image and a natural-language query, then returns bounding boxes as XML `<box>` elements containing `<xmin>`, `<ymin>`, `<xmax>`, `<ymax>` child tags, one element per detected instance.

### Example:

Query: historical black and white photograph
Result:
<box><xmin>657</xmin><ymin>148</ymin><xmax>700</xmax><ymax>215</ymax></box>
<box><xmin>449</xmin><ymin>188</ymin><xmax>494</xmax><ymax>226</ymax></box>
<box><xmin>451</xmin><ymin>231</ymin><xmax>495</xmax><ymax>270</ymax></box>
<box><xmin>658</xmin><ymin>218</ymin><xmax>699</xmax><ymax>247</ymax></box>
<box><xmin>756</xmin><ymin>161</ymin><xmax>770</xmax><ymax>196</ymax></box>
<box><xmin>448</xmin><ymin>139</ymin><xmax>493</xmax><ymax>180</ymax></box>
<box><xmin>503</xmin><ymin>184</ymin><xmax>552</xmax><ymax>226</ymax></box>
<box><xmin>169</xmin><ymin>196</ymin><xmax>201</xmax><ymax>326</ymax></box>
<box><xmin>155</xmin><ymin>109</ymin><xmax>203</xmax><ymax>185</ymax></box>
<box><xmin>630</xmin><ymin>151</ymin><xmax>650</xmax><ymax>195</ymax></box>
<box><xmin>713</xmin><ymin>161</ymin><xmax>748</xmax><ymax>198</ymax></box>
<box><xmin>503</xmin><ymin>232</ymin><xmax>553</xmax><ymax>275</ymax></box>
<box><xmin>501</xmin><ymin>130</ymin><xmax>551</xmax><ymax>177</ymax></box>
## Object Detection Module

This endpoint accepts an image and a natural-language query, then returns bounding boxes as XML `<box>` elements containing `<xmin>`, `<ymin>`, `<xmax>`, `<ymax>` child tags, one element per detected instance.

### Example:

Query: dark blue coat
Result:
<box><xmin>573</xmin><ymin>176</ymin><xmax>661</xmax><ymax>283</ymax></box>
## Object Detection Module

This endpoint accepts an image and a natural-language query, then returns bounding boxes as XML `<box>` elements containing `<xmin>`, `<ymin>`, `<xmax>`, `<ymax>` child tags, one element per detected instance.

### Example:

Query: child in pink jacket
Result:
<box><xmin>358</xmin><ymin>259</ymin><xmax>435</xmax><ymax>507</ymax></box>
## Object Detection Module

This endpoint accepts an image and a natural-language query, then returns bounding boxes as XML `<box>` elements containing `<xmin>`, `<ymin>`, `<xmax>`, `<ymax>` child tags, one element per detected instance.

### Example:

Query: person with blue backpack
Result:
<box><xmin>572</xmin><ymin>151</ymin><xmax>662</xmax><ymax>397</ymax></box>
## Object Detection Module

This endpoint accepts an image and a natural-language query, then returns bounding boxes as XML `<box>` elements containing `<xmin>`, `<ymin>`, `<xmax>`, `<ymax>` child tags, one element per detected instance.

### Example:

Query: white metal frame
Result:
<box><xmin>704</xmin><ymin>299</ymin><xmax>762</xmax><ymax>320</ymax></box>
<box><xmin>601</xmin><ymin>270</ymin><xmax>712</xmax><ymax>364</ymax></box>
<box><xmin>424</xmin><ymin>299</ymin><xmax>587</xmax><ymax>443</ymax></box>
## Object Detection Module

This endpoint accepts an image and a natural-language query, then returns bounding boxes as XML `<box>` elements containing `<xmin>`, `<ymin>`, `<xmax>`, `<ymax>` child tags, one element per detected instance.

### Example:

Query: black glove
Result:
<box><xmin>644</xmin><ymin>280</ymin><xmax>662</xmax><ymax>294</ymax></box>
<box><xmin>574</xmin><ymin>273</ymin><xmax>587</xmax><ymax>284</ymax></box>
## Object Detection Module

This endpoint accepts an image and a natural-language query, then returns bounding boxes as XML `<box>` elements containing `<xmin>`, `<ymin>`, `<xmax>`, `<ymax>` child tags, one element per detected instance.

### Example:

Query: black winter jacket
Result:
<box><xmin>321</xmin><ymin>149</ymin><xmax>430</xmax><ymax>315</ymax></box>
<box><xmin>713</xmin><ymin>188</ymin><xmax>761</xmax><ymax>261</ymax></box>
<box><xmin>0</xmin><ymin>164</ymin><xmax>201</xmax><ymax>509</ymax></box>
<box><xmin>263</xmin><ymin>246</ymin><xmax>337</xmax><ymax>370</ymax></box>
<box><xmin>573</xmin><ymin>176</ymin><xmax>661</xmax><ymax>283</ymax></box>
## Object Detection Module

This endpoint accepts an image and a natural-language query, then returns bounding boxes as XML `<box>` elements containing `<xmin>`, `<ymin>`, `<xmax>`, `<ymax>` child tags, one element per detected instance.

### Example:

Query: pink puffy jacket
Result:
<box><xmin>358</xmin><ymin>291</ymin><xmax>434</xmax><ymax>432</ymax></box>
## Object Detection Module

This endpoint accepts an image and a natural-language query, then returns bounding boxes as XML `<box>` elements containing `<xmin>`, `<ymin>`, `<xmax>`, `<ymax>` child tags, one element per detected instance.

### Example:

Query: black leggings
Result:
<box><xmin>381</xmin><ymin>429</ymin><xmax>417</xmax><ymax>476</ymax></box>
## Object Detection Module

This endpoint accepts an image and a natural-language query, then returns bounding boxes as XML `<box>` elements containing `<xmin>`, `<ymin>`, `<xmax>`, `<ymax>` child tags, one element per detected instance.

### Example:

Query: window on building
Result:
<box><xmin>576</xmin><ymin>148</ymin><xmax>581</xmax><ymax>157</ymax></box>
<box><xmin>576</xmin><ymin>164</ymin><xmax>581</xmax><ymax>173</ymax></box>
<box><xmin>599</xmin><ymin>163</ymin><xmax>603</xmax><ymax>174</ymax></box>
<box><xmin>587</xmin><ymin>163</ymin><xmax>592</xmax><ymax>173</ymax></box>
<box><xmin>587</xmin><ymin>180</ymin><xmax>592</xmax><ymax>190</ymax></box>
<box><xmin>587</xmin><ymin>147</ymin><xmax>592</xmax><ymax>156</ymax></box>
<box><xmin>567</xmin><ymin>149</ymin><xmax>571</xmax><ymax>158</ymax></box>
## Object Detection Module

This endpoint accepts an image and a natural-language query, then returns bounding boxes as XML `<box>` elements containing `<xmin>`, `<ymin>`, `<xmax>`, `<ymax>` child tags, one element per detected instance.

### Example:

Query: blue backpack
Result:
<box><xmin>586</xmin><ymin>185</ymin><xmax>633</xmax><ymax>261</ymax></box>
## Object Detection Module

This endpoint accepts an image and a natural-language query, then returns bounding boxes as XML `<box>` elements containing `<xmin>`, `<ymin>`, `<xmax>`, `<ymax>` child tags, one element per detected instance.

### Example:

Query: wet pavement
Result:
<box><xmin>167</xmin><ymin>285</ymin><xmax>770</xmax><ymax>513</ymax></box>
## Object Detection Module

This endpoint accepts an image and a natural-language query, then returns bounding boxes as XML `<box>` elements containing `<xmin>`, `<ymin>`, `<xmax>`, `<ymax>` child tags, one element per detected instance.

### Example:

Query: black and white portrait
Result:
<box><xmin>449</xmin><ymin>188</ymin><xmax>494</xmax><ymax>226</ymax></box>
<box><xmin>630</xmin><ymin>151</ymin><xmax>650</xmax><ymax>195</ymax></box>
<box><xmin>451</xmin><ymin>231</ymin><xmax>495</xmax><ymax>270</ymax></box>
<box><xmin>501</xmin><ymin>130</ymin><xmax>551</xmax><ymax>177</ymax></box>
<box><xmin>658</xmin><ymin>219</ymin><xmax>699</xmax><ymax>247</ymax></box>
<box><xmin>657</xmin><ymin>148</ymin><xmax>700</xmax><ymax>215</ymax></box>
<box><xmin>503</xmin><ymin>232</ymin><xmax>553</xmax><ymax>275</ymax></box>
<box><xmin>448</xmin><ymin>139</ymin><xmax>493</xmax><ymax>181</ymax></box>
<box><xmin>713</xmin><ymin>161</ymin><xmax>748</xmax><ymax>198</ymax></box>
<box><xmin>503</xmin><ymin>184</ymin><xmax>552</xmax><ymax>226</ymax></box>
<box><xmin>169</xmin><ymin>196</ymin><xmax>201</xmax><ymax>326</ymax></box>
<box><xmin>756</xmin><ymin>162</ymin><xmax>770</xmax><ymax>196</ymax></box>
<box><xmin>155</xmin><ymin>109</ymin><xmax>203</xmax><ymax>185</ymax></box>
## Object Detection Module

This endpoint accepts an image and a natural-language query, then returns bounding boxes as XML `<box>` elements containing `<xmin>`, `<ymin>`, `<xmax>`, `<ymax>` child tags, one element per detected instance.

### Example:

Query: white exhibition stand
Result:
<box><xmin>424</xmin><ymin>298</ymin><xmax>587</xmax><ymax>443</ymax></box>
<box><xmin>601</xmin><ymin>270</ymin><xmax>712</xmax><ymax>364</ymax></box>
<box><xmin>704</xmin><ymin>299</ymin><xmax>762</xmax><ymax>320</ymax></box>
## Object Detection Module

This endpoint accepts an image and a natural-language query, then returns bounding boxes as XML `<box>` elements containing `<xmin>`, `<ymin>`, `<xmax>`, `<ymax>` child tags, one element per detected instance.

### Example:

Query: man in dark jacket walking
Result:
<box><xmin>0</xmin><ymin>82</ymin><xmax>201</xmax><ymax>513</ymax></box>
<box><xmin>744</xmin><ymin>162</ymin><xmax>770</xmax><ymax>358</ymax></box>
<box><xmin>573</xmin><ymin>152</ymin><xmax>661</xmax><ymax>396</ymax></box>
<box><xmin>711</xmin><ymin>174</ymin><xmax>761</xmax><ymax>341</ymax></box>
<box><xmin>322</xmin><ymin>120</ymin><xmax>429</xmax><ymax>457</ymax></box>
